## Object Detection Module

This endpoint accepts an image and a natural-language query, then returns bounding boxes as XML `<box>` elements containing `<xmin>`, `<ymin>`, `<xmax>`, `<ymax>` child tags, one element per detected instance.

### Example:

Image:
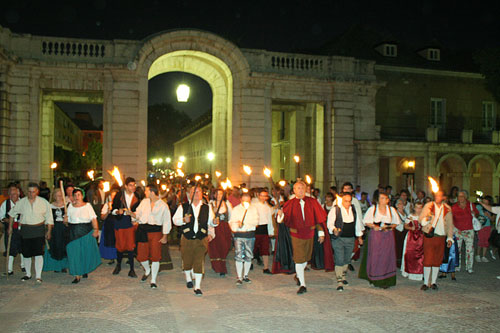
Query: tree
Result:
<box><xmin>84</xmin><ymin>140</ymin><xmax>103</xmax><ymax>170</ymax></box>
<box><xmin>148</xmin><ymin>103</ymin><xmax>192</xmax><ymax>158</ymax></box>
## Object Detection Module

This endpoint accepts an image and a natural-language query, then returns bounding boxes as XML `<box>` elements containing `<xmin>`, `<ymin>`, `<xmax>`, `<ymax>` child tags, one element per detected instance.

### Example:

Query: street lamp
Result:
<box><xmin>166</xmin><ymin>157</ymin><xmax>171</xmax><ymax>163</ymax></box>
<box><xmin>158</xmin><ymin>158</ymin><xmax>163</xmax><ymax>163</ymax></box>
<box><xmin>176</xmin><ymin>84</ymin><xmax>190</xmax><ymax>102</ymax></box>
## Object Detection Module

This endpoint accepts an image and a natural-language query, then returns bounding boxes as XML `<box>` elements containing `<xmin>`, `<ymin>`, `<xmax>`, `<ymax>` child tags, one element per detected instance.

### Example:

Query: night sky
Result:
<box><xmin>3</xmin><ymin>1</ymin><xmax>498</xmax><ymax>121</ymax></box>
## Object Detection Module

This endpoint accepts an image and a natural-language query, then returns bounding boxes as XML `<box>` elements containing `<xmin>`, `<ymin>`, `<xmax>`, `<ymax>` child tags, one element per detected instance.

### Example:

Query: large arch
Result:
<box><xmin>468</xmin><ymin>154</ymin><xmax>496</xmax><ymax>198</ymax></box>
<box><xmin>436</xmin><ymin>153</ymin><xmax>467</xmax><ymax>194</ymax></box>
<box><xmin>134</xmin><ymin>30</ymin><xmax>250</xmax><ymax>179</ymax></box>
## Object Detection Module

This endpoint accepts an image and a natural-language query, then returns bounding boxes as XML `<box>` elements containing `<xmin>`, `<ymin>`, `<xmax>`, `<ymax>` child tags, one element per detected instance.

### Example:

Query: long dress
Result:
<box><xmin>359</xmin><ymin>205</ymin><xmax>399</xmax><ymax>288</ymax></box>
<box><xmin>401</xmin><ymin>214</ymin><xmax>424</xmax><ymax>281</ymax></box>
<box><xmin>207</xmin><ymin>200</ymin><xmax>233</xmax><ymax>274</ymax></box>
<box><xmin>66</xmin><ymin>203</ymin><xmax>101</xmax><ymax>276</ymax></box>
<box><xmin>43</xmin><ymin>204</ymin><xmax>69</xmax><ymax>272</ymax></box>
<box><xmin>99</xmin><ymin>203</ymin><xmax>117</xmax><ymax>260</ymax></box>
<box><xmin>394</xmin><ymin>211</ymin><xmax>407</xmax><ymax>268</ymax></box>
<box><xmin>440</xmin><ymin>236</ymin><xmax>459</xmax><ymax>273</ymax></box>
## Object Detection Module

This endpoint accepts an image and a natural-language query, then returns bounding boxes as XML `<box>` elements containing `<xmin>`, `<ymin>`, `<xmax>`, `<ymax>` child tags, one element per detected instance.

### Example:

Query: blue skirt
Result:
<box><xmin>67</xmin><ymin>229</ymin><xmax>101</xmax><ymax>276</ymax></box>
<box><xmin>43</xmin><ymin>249</ymin><xmax>68</xmax><ymax>272</ymax></box>
<box><xmin>99</xmin><ymin>227</ymin><xmax>117</xmax><ymax>260</ymax></box>
<box><xmin>440</xmin><ymin>237</ymin><xmax>459</xmax><ymax>273</ymax></box>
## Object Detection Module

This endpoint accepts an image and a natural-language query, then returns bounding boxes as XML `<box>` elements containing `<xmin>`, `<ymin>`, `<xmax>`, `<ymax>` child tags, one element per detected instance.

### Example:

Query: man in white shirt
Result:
<box><xmin>230</xmin><ymin>193</ymin><xmax>259</xmax><ymax>284</ymax></box>
<box><xmin>8</xmin><ymin>182</ymin><xmax>53</xmax><ymax>282</ymax></box>
<box><xmin>327</xmin><ymin>192</ymin><xmax>364</xmax><ymax>291</ymax></box>
<box><xmin>253</xmin><ymin>189</ymin><xmax>275</xmax><ymax>274</ymax></box>
<box><xmin>130</xmin><ymin>184</ymin><xmax>171</xmax><ymax>289</ymax></box>
<box><xmin>1</xmin><ymin>183</ymin><xmax>23</xmax><ymax>275</ymax></box>
<box><xmin>173</xmin><ymin>185</ymin><xmax>215</xmax><ymax>296</ymax></box>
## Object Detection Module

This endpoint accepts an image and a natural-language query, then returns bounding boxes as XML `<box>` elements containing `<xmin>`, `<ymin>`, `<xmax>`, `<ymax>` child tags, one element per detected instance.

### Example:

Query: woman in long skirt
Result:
<box><xmin>401</xmin><ymin>202</ymin><xmax>424</xmax><ymax>281</ymax></box>
<box><xmin>359</xmin><ymin>193</ymin><xmax>400</xmax><ymax>288</ymax></box>
<box><xmin>43</xmin><ymin>188</ymin><xmax>69</xmax><ymax>272</ymax></box>
<box><xmin>394</xmin><ymin>199</ymin><xmax>408</xmax><ymax>268</ymax></box>
<box><xmin>208</xmin><ymin>189</ymin><xmax>233</xmax><ymax>276</ymax></box>
<box><xmin>65</xmin><ymin>188</ymin><xmax>101</xmax><ymax>283</ymax></box>
<box><xmin>99</xmin><ymin>189</ymin><xmax>118</xmax><ymax>263</ymax></box>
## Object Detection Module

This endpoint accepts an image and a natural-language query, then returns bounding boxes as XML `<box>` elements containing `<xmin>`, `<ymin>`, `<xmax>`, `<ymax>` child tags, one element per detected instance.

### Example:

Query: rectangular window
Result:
<box><xmin>384</xmin><ymin>44</ymin><xmax>397</xmax><ymax>57</ymax></box>
<box><xmin>428</xmin><ymin>48</ymin><xmax>440</xmax><ymax>61</ymax></box>
<box><xmin>482</xmin><ymin>101</ymin><xmax>495</xmax><ymax>129</ymax></box>
<box><xmin>430</xmin><ymin>98</ymin><xmax>446</xmax><ymax>128</ymax></box>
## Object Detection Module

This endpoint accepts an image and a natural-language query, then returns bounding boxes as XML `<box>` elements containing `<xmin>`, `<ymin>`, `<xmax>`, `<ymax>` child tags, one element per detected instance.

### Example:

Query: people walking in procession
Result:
<box><xmin>208</xmin><ymin>188</ymin><xmax>233</xmax><ymax>277</ymax></box>
<box><xmin>43</xmin><ymin>188</ymin><xmax>69</xmax><ymax>273</ymax></box>
<box><xmin>1</xmin><ymin>183</ymin><xmax>24</xmax><ymax>275</ymax></box>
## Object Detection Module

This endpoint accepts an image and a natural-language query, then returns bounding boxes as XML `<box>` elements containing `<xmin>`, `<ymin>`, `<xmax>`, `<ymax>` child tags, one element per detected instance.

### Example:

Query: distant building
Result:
<box><xmin>73</xmin><ymin>112</ymin><xmax>103</xmax><ymax>150</ymax></box>
<box><xmin>54</xmin><ymin>104</ymin><xmax>82</xmax><ymax>152</ymax></box>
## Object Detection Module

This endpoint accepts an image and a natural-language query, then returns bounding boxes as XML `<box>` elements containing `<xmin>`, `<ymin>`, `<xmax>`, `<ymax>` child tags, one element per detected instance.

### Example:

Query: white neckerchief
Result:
<box><xmin>431</xmin><ymin>203</ymin><xmax>444</xmax><ymax>229</ymax></box>
<box><xmin>299</xmin><ymin>199</ymin><xmax>305</xmax><ymax>220</ymax></box>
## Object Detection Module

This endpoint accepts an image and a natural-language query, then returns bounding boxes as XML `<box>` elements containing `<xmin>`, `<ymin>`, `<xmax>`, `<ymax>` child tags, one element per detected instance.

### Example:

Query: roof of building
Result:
<box><xmin>179</xmin><ymin>110</ymin><xmax>212</xmax><ymax>138</ymax></box>
<box><xmin>312</xmin><ymin>24</ymin><xmax>480</xmax><ymax>73</ymax></box>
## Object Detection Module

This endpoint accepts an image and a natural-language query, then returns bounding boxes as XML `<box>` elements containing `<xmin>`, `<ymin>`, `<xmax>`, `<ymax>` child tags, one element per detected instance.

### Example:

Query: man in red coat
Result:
<box><xmin>277</xmin><ymin>181</ymin><xmax>326</xmax><ymax>294</ymax></box>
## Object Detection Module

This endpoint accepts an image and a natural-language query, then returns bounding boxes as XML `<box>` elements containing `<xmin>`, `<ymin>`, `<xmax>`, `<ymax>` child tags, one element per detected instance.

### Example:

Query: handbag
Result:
<box><xmin>471</xmin><ymin>203</ymin><xmax>482</xmax><ymax>231</ymax></box>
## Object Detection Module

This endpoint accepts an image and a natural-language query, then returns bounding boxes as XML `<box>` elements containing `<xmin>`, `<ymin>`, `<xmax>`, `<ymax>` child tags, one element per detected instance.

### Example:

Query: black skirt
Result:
<box><xmin>49</xmin><ymin>221</ymin><xmax>69</xmax><ymax>260</ymax></box>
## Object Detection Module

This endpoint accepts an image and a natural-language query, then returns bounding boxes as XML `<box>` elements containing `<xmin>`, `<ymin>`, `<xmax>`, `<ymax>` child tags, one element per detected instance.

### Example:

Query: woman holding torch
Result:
<box><xmin>208</xmin><ymin>185</ymin><xmax>233</xmax><ymax>277</ymax></box>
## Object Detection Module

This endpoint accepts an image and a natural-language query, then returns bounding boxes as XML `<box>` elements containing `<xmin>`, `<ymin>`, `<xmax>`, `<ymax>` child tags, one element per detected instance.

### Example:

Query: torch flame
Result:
<box><xmin>263</xmin><ymin>167</ymin><xmax>272</xmax><ymax>178</ymax></box>
<box><xmin>141</xmin><ymin>180</ymin><xmax>146</xmax><ymax>187</ymax></box>
<box><xmin>225</xmin><ymin>178</ymin><xmax>232</xmax><ymax>189</ymax></box>
<box><xmin>156</xmin><ymin>179</ymin><xmax>160</xmax><ymax>185</ymax></box>
<box><xmin>103</xmin><ymin>181</ymin><xmax>110</xmax><ymax>193</ymax></box>
<box><xmin>428</xmin><ymin>176</ymin><xmax>440</xmax><ymax>193</ymax></box>
<box><xmin>176</xmin><ymin>169</ymin><xmax>185</xmax><ymax>177</ymax></box>
<box><xmin>305</xmin><ymin>174</ymin><xmax>312</xmax><ymax>185</ymax></box>
<box><xmin>336</xmin><ymin>194</ymin><xmax>342</xmax><ymax>205</ymax></box>
<box><xmin>87</xmin><ymin>170</ymin><xmax>95</xmax><ymax>181</ymax></box>
<box><xmin>161</xmin><ymin>184</ymin><xmax>167</xmax><ymax>191</ymax></box>
<box><xmin>109</xmin><ymin>166</ymin><xmax>123</xmax><ymax>187</ymax></box>
<box><xmin>278</xmin><ymin>180</ymin><xmax>286</xmax><ymax>187</ymax></box>
<box><xmin>293</xmin><ymin>155</ymin><xmax>300</xmax><ymax>163</ymax></box>
<box><xmin>243</xmin><ymin>165</ymin><xmax>252</xmax><ymax>176</ymax></box>
<box><xmin>194</xmin><ymin>175</ymin><xmax>202</xmax><ymax>182</ymax></box>
<box><xmin>242</xmin><ymin>201</ymin><xmax>250</xmax><ymax>210</ymax></box>
<box><xmin>242</xmin><ymin>188</ymin><xmax>249</xmax><ymax>193</ymax></box>
<box><xmin>215</xmin><ymin>171</ymin><xmax>222</xmax><ymax>178</ymax></box>
<box><xmin>221</xmin><ymin>181</ymin><xmax>228</xmax><ymax>190</ymax></box>
<box><xmin>177</xmin><ymin>161</ymin><xmax>183</xmax><ymax>169</ymax></box>
<box><xmin>205</xmin><ymin>174</ymin><xmax>210</xmax><ymax>179</ymax></box>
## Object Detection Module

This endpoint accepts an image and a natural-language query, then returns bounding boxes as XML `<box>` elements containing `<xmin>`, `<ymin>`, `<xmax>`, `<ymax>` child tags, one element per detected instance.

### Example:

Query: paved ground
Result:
<box><xmin>1</xmin><ymin>246</ymin><xmax>500</xmax><ymax>333</ymax></box>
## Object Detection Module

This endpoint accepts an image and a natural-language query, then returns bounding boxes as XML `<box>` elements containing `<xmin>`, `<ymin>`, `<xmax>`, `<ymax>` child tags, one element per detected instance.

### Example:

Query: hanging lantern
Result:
<box><xmin>176</xmin><ymin>84</ymin><xmax>190</xmax><ymax>102</ymax></box>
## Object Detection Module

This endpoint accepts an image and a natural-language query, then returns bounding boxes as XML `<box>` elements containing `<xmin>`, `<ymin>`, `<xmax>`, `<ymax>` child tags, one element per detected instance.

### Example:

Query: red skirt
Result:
<box><xmin>478</xmin><ymin>226</ymin><xmax>491</xmax><ymax>248</ymax></box>
<box><xmin>208</xmin><ymin>222</ymin><xmax>232</xmax><ymax>274</ymax></box>
<box><xmin>423</xmin><ymin>236</ymin><xmax>445</xmax><ymax>267</ymax></box>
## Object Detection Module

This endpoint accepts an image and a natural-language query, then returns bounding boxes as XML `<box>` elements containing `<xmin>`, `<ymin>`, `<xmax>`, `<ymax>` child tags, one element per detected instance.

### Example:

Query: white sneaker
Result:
<box><xmin>456</xmin><ymin>267</ymin><xmax>461</xmax><ymax>272</ymax></box>
<box><xmin>475</xmin><ymin>255</ymin><xmax>481</xmax><ymax>262</ymax></box>
<box><xmin>482</xmin><ymin>257</ymin><xmax>489</xmax><ymax>263</ymax></box>
<box><xmin>497</xmin><ymin>276</ymin><xmax>500</xmax><ymax>280</ymax></box>
<box><xmin>489</xmin><ymin>250</ymin><xmax>497</xmax><ymax>260</ymax></box>
<box><xmin>467</xmin><ymin>269</ymin><xmax>474</xmax><ymax>274</ymax></box>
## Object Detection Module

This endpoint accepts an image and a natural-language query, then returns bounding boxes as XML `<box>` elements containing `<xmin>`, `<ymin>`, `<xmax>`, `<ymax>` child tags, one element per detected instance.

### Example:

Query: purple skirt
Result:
<box><xmin>367</xmin><ymin>229</ymin><xmax>397</xmax><ymax>281</ymax></box>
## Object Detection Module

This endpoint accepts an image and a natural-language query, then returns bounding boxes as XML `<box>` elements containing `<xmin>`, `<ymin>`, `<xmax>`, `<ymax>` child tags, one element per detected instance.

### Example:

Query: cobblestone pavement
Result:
<box><xmin>1</xmin><ymin>247</ymin><xmax>499</xmax><ymax>332</ymax></box>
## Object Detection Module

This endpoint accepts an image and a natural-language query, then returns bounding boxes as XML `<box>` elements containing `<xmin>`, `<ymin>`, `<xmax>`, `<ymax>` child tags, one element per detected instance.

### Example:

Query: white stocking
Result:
<box><xmin>194</xmin><ymin>273</ymin><xmax>202</xmax><ymax>290</ymax></box>
<box><xmin>141</xmin><ymin>261</ymin><xmax>151</xmax><ymax>276</ymax></box>
<box><xmin>151</xmin><ymin>262</ymin><xmax>159</xmax><ymax>284</ymax></box>
<box><xmin>23</xmin><ymin>257</ymin><xmax>32</xmax><ymax>277</ymax></box>
<box><xmin>235</xmin><ymin>261</ymin><xmax>244</xmax><ymax>279</ymax></box>
<box><xmin>423</xmin><ymin>267</ymin><xmax>431</xmax><ymax>286</ymax></box>
<box><xmin>184</xmin><ymin>270</ymin><xmax>193</xmax><ymax>283</ymax></box>
<box><xmin>20</xmin><ymin>254</ymin><xmax>25</xmax><ymax>268</ymax></box>
<box><xmin>431</xmin><ymin>267</ymin><xmax>440</xmax><ymax>285</ymax></box>
<box><xmin>8</xmin><ymin>256</ymin><xmax>14</xmax><ymax>273</ymax></box>
<box><xmin>295</xmin><ymin>262</ymin><xmax>307</xmax><ymax>287</ymax></box>
<box><xmin>243</xmin><ymin>261</ymin><xmax>252</xmax><ymax>277</ymax></box>
<box><xmin>34</xmin><ymin>255</ymin><xmax>43</xmax><ymax>279</ymax></box>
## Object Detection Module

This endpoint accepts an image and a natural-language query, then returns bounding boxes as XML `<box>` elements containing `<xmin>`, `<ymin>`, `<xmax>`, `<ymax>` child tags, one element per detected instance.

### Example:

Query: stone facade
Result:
<box><xmin>0</xmin><ymin>26</ymin><xmax>378</xmax><ymax>192</ymax></box>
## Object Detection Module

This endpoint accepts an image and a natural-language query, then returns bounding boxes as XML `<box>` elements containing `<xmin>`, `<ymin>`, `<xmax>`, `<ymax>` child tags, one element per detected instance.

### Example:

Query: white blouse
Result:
<box><xmin>363</xmin><ymin>205</ymin><xmax>400</xmax><ymax>226</ymax></box>
<box><xmin>68</xmin><ymin>203</ymin><xmax>97</xmax><ymax>224</ymax></box>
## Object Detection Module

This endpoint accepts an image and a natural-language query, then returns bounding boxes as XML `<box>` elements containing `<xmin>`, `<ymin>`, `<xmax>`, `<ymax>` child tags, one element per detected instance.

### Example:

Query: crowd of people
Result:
<box><xmin>1</xmin><ymin>176</ymin><xmax>499</xmax><ymax>296</ymax></box>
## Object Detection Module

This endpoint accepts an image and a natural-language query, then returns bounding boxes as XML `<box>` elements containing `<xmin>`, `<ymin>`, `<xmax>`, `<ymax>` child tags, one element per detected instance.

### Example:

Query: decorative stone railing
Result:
<box><xmin>242</xmin><ymin>49</ymin><xmax>375</xmax><ymax>80</ymax></box>
<box><xmin>41</xmin><ymin>40</ymin><xmax>106</xmax><ymax>58</ymax></box>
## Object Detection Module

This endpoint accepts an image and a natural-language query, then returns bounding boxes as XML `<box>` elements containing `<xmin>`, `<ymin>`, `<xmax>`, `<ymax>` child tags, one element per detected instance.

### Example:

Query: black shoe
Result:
<box><xmin>2</xmin><ymin>271</ymin><xmax>13</xmax><ymax>276</ymax></box>
<box><xmin>451</xmin><ymin>276</ymin><xmax>457</xmax><ymax>281</ymax></box>
<box><xmin>348</xmin><ymin>264</ymin><xmax>355</xmax><ymax>272</ymax></box>
<box><xmin>297</xmin><ymin>286</ymin><xmax>307</xmax><ymax>294</ymax></box>
<box><xmin>141</xmin><ymin>273</ymin><xmax>150</xmax><ymax>282</ymax></box>
<box><xmin>150</xmin><ymin>283</ymin><xmax>157</xmax><ymax>289</ymax></box>
<box><xmin>21</xmin><ymin>268</ymin><xmax>26</xmax><ymax>273</ymax></box>
<box><xmin>342</xmin><ymin>280</ymin><xmax>348</xmax><ymax>285</ymax></box>
<box><xmin>420</xmin><ymin>284</ymin><xmax>429</xmax><ymax>291</ymax></box>
<box><xmin>438</xmin><ymin>274</ymin><xmax>446</xmax><ymax>279</ymax></box>
<box><xmin>186</xmin><ymin>281</ymin><xmax>194</xmax><ymax>289</ymax></box>
<box><xmin>250</xmin><ymin>264</ymin><xmax>254</xmax><ymax>270</ymax></box>
<box><xmin>336</xmin><ymin>286</ymin><xmax>344</xmax><ymax>292</ymax></box>
<box><xmin>126</xmin><ymin>260</ymin><xmax>131</xmax><ymax>265</ymax></box>
<box><xmin>108</xmin><ymin>260</ymin><xmax>115</xmax><ymax>266</ymax></box>
<box><xmin>431</xmin><ymin>284</ymin><xmax>438</xmax><ymax>290</ymax></box>
<box><xmin>21</xmin><ymin>275</ymin><xmax>31</xmax><ymax>281</ymax></box>
<box><xmin>128</xmin><ymin>270</ymin><xmax>137</xmax><ymax>278</ymax></box>
<box><xmin>219</xmin><ymin>273</ymin><xmax>226</xmax><ymax>278</ymax></box>
<box><xmin>263</xmin><ymin>269</ymin><xmax>272</xmax><ymax>275</ymax></box>
<box><xmin>194</xmin><ymin>289</ymin><xmax>203</xmax><ymax>296</ymax></box>
<box><xmin>72</xmin><ymin>277</ymin><xmax>80</xmax><ymax>284</ymax></box>
<box><xmin>236</xmin><ymin>279</ymin><xmax>243</xmax><ymax>286</ymax></box>
<box><xmin>112</xmin><ymin>265</ymin><xmax>121</xmax><ymax>275</ymax></box>
<box><xmin>294</xmin><ymin>275</ymin><xmax>300</xmax><ymax>286</ymax></box>
<box><xmin>243</xmin><ymin>276</ymin><xmax>251</xmax><ymax>283</ymax></box>
<box><xmin>82</xmin><ymin>274</ymin><xmax>88</xmax><ymax>278</ymax></box>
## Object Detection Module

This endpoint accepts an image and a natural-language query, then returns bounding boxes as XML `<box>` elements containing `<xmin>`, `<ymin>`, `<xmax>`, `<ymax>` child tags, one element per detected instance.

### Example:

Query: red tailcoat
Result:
<box><xmin>282</xmin><ymin>197</ymin><xmax>327</xmax><ymax>239</ymax></box>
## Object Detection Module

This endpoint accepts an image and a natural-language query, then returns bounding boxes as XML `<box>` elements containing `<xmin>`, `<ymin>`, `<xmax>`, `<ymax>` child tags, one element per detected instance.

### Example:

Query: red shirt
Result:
<box><xmin>452</xmin><ymin>201</ymin><xmax>479</xmax><ymax>231</ymax></box>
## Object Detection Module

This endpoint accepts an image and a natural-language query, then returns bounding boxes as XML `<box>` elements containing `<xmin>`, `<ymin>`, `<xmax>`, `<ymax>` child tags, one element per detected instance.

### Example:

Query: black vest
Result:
<box><xmin>332</xmin><ymin>204</ymin><xmax>357</xmax><ymax>238</ymax></box>
<box><xmin>181</xmin><ymin>202</ymin><xmax>209</xmax><ymax>240</ymax></box>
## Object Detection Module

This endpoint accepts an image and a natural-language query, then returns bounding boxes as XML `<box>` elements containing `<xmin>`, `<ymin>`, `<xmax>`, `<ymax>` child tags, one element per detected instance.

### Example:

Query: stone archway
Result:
<box><xmin>436</xmin><ymin>153</ymin><xmax>467</xmax><ymax>194</ymax></box>
<box><xmin>468</xmin><ymin>154</ymin><xmax>496</xmax><ymax>198</ymax></box>
<box><xmin>134</xmin><ymin>30</ymin><xmax>250</xmax><ymax>180</ymax></box>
